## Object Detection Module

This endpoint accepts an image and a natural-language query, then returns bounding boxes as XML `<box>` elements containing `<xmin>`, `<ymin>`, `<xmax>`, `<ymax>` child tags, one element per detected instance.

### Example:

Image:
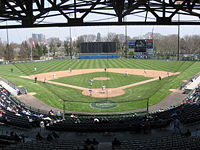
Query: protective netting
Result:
<box><xmin>4</xmin><ymin>58</ymin><xmax>199</xmax><ymax>113</ymax></box>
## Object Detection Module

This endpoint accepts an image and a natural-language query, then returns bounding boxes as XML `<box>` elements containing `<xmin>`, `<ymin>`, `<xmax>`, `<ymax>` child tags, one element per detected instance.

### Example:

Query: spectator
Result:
<box><xmin>49</xmin><ymin>109</ymin><xmax>55</xmax><ymax>116</ymax></box>
<box><xmin>0</xmin><ymin>108</ymin><xmax>5</xmax><ymax>117</ymax></box>
<box><xmin>94</xmin><ymin>118</ymin><xmax>100</xmax><ymax>123</ymax></box>
<box><xmin>56</xmin><ymin>111</ymin><xmax>62</xmax><ymax>117</ymax></box>
<box><xmin>24</xmin><ymin>88</ymin><xmax>28</xmax><ymax>94</ymax></box>
<box><xmin>20</xmin><ymin>134</ymin><xmax>26</xmax><ymax>143</ymax></box>
<box><xmin>40</xmin><ymin>121</ymin><xmax>45</xmax><ymax>128</ymax></box>
<box><xmin>70</xmin><ymin>113</ymin><xmax>76</xmax><ymax>118</ymax></box>
<box><xmin>173</xmin><ymin>118</ymin><xmax>181</xmax><ymax>134</ymax></box>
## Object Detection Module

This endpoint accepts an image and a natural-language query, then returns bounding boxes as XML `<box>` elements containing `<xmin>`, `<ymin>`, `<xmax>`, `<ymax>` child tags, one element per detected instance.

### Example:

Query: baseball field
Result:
<box><xmin>1</xmin><ymin>59</ymin><xmax>200</xmax><ymax>113</ymax></box>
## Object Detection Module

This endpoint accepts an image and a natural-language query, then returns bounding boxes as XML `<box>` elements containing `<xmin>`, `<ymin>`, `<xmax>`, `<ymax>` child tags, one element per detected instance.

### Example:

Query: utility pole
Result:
<box><xmin>124</xmin><ymin>16</ymin><xmax>128</xmax><ymax>58</ymax></box>
<box><xmin>177</xmin><ymin>13</ymin><xmax>180</xmax><ymax>61</ymax></box>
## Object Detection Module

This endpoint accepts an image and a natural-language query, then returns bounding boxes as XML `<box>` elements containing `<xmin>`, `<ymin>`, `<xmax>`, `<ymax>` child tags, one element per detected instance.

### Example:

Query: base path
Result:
<box><xmin>20</xmin><ymin>68</ymin><xmax>180</xmax><ymax>98</ymax></box>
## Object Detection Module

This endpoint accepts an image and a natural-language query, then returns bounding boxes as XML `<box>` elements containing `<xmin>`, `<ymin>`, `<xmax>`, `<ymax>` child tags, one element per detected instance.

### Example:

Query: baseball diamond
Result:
<box><xmin>1</xmin><ymin>59</ymin><xmax>199</xmax><ymax>113</ymax></box>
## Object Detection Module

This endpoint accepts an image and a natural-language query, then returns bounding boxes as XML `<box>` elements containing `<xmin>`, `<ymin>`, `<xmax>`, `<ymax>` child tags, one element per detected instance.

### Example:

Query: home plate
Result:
<box><xmin>82</xmin><ymin>88</ymin><xmax>125</xmax><ymax>98</ymax></box>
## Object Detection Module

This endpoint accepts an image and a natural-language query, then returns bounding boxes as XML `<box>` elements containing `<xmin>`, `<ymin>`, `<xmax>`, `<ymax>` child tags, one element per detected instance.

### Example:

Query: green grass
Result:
<box><xmin>0</xmin><ymin>59</ymin><xmax>199</xmax><ymax>113</ymax></box>
<box><xmin>53</xmin><ymin>72</ymin><xmax>151</xmax><ymax>88</ymax></box>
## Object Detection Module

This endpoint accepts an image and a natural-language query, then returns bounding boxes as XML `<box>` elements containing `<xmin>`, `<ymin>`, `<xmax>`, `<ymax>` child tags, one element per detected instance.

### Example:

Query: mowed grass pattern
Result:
<box><xmin>53</xmin><ymin>72</ymin><xmax>151</xmax><ymax>88</ymax></box>
<box><xmin>0</xmin><ymin>59</ymin><xmax>199</xmax><ymax>113</ymax></box>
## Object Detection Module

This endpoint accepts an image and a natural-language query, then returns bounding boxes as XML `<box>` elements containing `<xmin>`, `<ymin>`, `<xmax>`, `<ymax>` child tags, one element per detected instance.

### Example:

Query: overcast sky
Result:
<box><xmin>0</xmin><ymin>25</ymin><xmax>200</xmax><ymax>44</ymax></box>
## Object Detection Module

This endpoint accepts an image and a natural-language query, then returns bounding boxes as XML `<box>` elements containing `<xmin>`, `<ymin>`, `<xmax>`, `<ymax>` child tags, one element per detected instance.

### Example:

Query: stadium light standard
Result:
<box><xmin>6</xmin><ymin>21</ymin><xmax>10</xmax><ymax>57</ymax></box>
<box><xmin>124</xmin><ymin>16</ymin><xmax>128</xmax><ymax>58</ymax></box>
<box><xmin>177</xmin><ymin>13</ymin><xmax>180</xmax><ymax>61</ymax></box>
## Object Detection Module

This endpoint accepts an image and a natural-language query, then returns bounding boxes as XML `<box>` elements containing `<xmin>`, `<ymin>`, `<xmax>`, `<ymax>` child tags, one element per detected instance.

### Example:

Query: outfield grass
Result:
<box><xmin>0</xmin><ymin>59</ymin><xmax>199</xmax><ymax>113</ymax></box>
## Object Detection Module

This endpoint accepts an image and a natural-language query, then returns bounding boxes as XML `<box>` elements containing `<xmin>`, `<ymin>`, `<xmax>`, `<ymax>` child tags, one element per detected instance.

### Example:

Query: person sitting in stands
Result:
<box><xmin>49</xmin><ymin>109</ymin><xmax>55</xmax><ymax>116</ymax></box>
<box><xmin>1</xmin><ymin>95</ymin><xmax>6</xmax><ymax>100</ymax></box>
<box><xmin>112</xmin><ymin>138</ymin><xmax>121</xmax><ymax>147</ymax></box>
<box><xmin>70</xmin><ymin>113</ymin><xmax>77</xmax><ymax>118</ymax></box>
<box><xmin>7</xmin><ymin>106</ymin><xmax>12</xmax><ymax>111</ymax></box>
<box><xmin>11</xmin><ymin>108</ymin><xmax>17</xmax><ymax>114</ymax></box>
<box><xmin>56</xmin><ymin>111</ymin><xmax>62</xmax><ymax>117</ymax></box>
<box><xmin>94</xmin><ymin>118</ymin><xmax>100</xmax><ymax>123</ymax></box>
<box><xmin>75</xmin><ymin>118</ymin><xmax>81</xmax><ymax>124</ymax></box>
<box><xmin>0</xmin><ymin>108</ymin><xmax>5</xmax><ymax>117</ymax></box>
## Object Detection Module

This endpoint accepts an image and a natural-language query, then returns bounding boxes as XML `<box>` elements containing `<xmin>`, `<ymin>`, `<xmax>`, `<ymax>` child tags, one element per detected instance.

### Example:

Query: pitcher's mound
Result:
<box><xmin>82</xmin><ymin>88</ymin><xmax>125</xmax><ymax>98</ymax></box>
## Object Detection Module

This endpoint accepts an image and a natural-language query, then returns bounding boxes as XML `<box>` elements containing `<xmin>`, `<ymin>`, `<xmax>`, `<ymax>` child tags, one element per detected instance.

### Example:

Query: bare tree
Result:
<box><xmin>4</xmin><ymin>43</ymin><xmax>15</xmax><ymax>60</ymax></box>
<box><xmin>18</xmin><ymin>41</ymin><xmax>30</xmax><ymax>60</ymax></box>
<box><xmin>47</xmin><ymin>37</ymin><xmax>61</xmax><ymax>56</ymax></box>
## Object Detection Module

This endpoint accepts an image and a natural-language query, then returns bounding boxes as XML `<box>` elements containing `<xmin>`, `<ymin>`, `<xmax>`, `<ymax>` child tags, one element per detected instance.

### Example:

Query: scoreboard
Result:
<box><xmin>128</xmin><ymin>39</ymin><xmax>153</xmax><ymax>55</ymax></box>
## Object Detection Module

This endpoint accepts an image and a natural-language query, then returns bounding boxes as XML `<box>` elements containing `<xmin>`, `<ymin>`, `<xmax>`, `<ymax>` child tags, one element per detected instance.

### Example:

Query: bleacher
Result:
<box><xmin>112</xmin><ymin>135</ymin><xmax>200</xmax><ymax>150</ymax></box>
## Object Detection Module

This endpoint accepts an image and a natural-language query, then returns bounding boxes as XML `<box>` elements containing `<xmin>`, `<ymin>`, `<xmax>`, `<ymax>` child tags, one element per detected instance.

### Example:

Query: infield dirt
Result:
<box><xmin>21</xmin><ymin>68</ymin><xmax>180</xmax><ymax>98</ymax></box>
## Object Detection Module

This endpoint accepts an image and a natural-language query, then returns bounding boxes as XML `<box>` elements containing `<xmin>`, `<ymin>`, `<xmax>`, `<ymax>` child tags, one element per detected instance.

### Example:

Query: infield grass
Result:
<box><xmin>53</xmin><ymin>72</ymin><xmax>152</xmax><ymax>88</ymax></box>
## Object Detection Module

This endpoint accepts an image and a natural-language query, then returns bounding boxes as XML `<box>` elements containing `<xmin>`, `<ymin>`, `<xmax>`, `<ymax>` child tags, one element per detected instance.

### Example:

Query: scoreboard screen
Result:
<box><xmin>135</xmin><ymin>40</ymin><xmax>146</xmax><ymax>52</ymax></box>
<box><xmin>128</xmin><ymin>39</ymin><xmax>153</xmax><ymax>54</ymax></box>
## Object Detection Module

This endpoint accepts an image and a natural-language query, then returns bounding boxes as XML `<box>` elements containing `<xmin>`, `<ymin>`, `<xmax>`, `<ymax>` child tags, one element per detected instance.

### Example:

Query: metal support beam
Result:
<box><xmin>1</xmin><ymin>0</ymin><xmax>200</xmax><ymax>29</ymax></box>
<box><xmin>22</xmin><ymin>0</ymin><xmax>34</xmax><ymax>27</ymax></box>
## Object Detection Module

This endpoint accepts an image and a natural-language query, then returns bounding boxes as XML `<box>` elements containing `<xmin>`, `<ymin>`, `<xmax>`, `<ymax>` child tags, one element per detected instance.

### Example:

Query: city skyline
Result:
<box><xmin>0</xmin><ymin>25</ymin><xmax>200</xmax><ymax>44</ymax></box>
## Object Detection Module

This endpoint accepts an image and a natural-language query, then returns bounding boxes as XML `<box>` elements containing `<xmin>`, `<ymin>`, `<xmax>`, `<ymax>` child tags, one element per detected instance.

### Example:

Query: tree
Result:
<box><xmin>18</xmin><ymin>41</ymin><xmax>30</xmax><ymax>60</ymax></box>
<box><xmin>0</xmin><ymin>42</ymin><xmax>6</xmax><ymax>59</ymax></box>
<box><xmin>64</xmin><ymin>38</ymin><xmax>71</xmax><ymax>56</ymax></box>
<box><xmin>4</xmin><ymin>43</ymin><xmax>14</xmax><ymax>60</ymax></box>
<box><xmin>47</xmin><ymin>37</ymin><xmax>61</xmax><ymax>56</ymax></box>
<box><xmin>34</xmin><ymin>43</ymin><xmax>43</xmax><ymax>58</ymax></box>
<box><xmin>42</xmin><ymin>44</ymin><xmax>48</xmax><ymax>56</ymax></box>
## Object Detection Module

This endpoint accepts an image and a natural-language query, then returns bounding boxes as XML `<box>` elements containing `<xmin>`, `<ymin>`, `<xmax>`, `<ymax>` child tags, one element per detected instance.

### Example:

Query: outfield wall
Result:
<box><xmin>79</xmin><ymin>55</ymin><xmax>119</xmax><ymax>59</ymax></box>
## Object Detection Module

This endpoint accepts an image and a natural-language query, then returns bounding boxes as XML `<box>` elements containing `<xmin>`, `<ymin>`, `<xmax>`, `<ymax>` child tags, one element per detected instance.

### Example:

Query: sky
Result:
<box><xmin>0</xmin><ymin>25</ymin><xmax>199</xmax><ymax>44</ymax></box>
<box><xmin>0</xmin><ymin>1</ymin><xmax>200</xmax><ymax>44</ymax></box>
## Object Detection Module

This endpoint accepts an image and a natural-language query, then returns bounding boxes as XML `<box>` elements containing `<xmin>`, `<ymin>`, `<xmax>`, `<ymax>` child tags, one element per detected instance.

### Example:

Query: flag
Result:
<box><xmin>32</xmin><ymin>40</ymin><xmax>36</xmax><ymax>48</ymax></box>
